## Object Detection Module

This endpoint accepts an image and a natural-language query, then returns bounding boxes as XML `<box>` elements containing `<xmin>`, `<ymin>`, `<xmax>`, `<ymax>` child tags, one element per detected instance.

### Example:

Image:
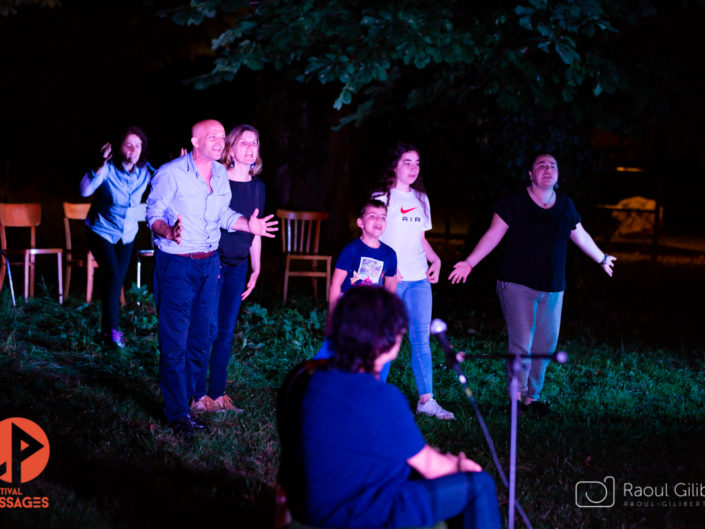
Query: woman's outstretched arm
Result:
<box><xmin>570</xmin><ymin>222</ymin><xmax>616</xmax><ymax>277</ymax></box>
<box><xmin>449</xmin><ymin>213</ymin><xmax>509</xmax><ymax>284</ymax></box>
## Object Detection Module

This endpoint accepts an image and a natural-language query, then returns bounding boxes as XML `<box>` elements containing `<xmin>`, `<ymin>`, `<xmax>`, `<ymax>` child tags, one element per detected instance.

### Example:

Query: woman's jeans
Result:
<box><xmin>396</xmin><ymin>278</ymin><xmax>433</xmax><ymax>396</ymax></box>
<box><xmin>197</xmin><ymin>259</ymin><xmax>248</xmax><ymax>399</ymax></box>
<box><xmin>86</xmin><ymin>229</ymin><xmax>134</xmax><ymax>333</ymax></box>
<box><xmin>496</xmin><ymin>280</ymin><xmax>563</xmax><ymax>400</ymax></box>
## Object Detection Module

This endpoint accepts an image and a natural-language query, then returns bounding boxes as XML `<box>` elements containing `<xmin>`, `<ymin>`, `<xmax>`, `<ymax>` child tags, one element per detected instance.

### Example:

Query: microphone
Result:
<box><xmin>554</xmin><ymin>351</ymin><xmax>568</xmax><ymax>364</ymax></box>
<box><xmin>430</xmin><ymin>319</ymin><xmax>465</xmax><ymax>382</ymax></box>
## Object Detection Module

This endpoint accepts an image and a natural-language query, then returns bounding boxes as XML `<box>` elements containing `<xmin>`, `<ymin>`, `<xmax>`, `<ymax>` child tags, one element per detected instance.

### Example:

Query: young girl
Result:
<box><xmin>372</xmin><ymin>143</ymin><xmax>454</xmax><ymax>420</ymax></box>
<box><xmin>193</xmin><ymin>124</ymin><xmax>266</xmax><ymax>413</ymax></box>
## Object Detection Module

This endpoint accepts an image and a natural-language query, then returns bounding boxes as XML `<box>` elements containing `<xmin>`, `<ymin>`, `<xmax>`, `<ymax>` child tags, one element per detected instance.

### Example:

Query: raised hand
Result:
<box><xmin>247</xmin><ymin>208</ymin><xmax>278</xmax><ymax>238</ymax></box>
<box><xmin>100</xmin><ymin>142</ymin><xmax>112</xmax><ymax>161</ymax></box>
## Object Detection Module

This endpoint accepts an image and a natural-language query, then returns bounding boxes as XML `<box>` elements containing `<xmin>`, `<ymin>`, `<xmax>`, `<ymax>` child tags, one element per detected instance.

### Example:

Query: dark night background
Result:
<box><xmin>2</xmin><ymin>0</ymin><xmax>705</xmax><ymax>260</ymax></box>
<box><xmin>1</xmin><ymin>3</ymin><xmax>705</xmax><ymax>528</ymax></box>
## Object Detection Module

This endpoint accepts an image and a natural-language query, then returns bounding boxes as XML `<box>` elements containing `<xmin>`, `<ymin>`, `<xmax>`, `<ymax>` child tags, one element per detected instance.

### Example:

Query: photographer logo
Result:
<box><xmin>575</xmin><ymin>476</ymin><xmax>615</xmax><ymax>508</ymax></box>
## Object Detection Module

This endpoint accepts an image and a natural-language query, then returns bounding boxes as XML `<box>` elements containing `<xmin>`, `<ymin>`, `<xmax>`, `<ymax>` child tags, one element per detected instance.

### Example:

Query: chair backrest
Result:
<box><xmin>276</xmin><ymin>209</ymin><xmax>330</xmax><ymax>255</ymax></box>
<box><xmin>62</xmin><ymin>202</ymin><xmax>91</xmax><ymax>253</ymax></box>
<box><xmin>0</xmin><ymin>203</ymin><xmax>41</xmax><ymax>250</ymax></box>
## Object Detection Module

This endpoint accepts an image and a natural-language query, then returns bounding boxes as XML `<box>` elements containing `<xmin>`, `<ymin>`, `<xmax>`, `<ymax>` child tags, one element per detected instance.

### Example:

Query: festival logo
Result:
<box><xmin>0</xmin><ymin>417</ymin><xmax>51</xmax><ymax>509</ymax></box>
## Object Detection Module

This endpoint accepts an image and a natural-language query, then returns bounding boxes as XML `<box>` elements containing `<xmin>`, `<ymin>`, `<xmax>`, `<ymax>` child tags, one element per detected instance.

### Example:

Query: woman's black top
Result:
<box><xmin>495</xmin><ymin>189</ymin><xmax>580</xmax><ymax>292</ymax></box>
<box><xmin>218</xmin><ymin>177</ymin><xmax>266</xmax><ymax>266</ymax></box>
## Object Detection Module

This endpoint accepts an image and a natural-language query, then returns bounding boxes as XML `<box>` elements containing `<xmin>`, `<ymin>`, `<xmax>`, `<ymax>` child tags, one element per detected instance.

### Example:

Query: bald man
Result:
<box><xmin>146</xmin><ymin>119</ymin><xmax>277</xmax><ymax>435</ymax></box>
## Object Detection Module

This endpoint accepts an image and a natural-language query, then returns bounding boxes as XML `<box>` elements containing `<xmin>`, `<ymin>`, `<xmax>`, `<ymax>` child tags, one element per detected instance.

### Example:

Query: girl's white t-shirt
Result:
<box><xmin>374</xmin><ymin>188</ymin><xmax>432</xmax><ymax>281</ymax></box>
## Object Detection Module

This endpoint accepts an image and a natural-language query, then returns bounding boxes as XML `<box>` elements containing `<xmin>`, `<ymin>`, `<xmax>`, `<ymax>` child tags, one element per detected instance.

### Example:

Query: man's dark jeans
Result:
<box><xmin>154</xmin><ymin>249</ymin><xmax>220</xmax><ymax>423</ymax></box>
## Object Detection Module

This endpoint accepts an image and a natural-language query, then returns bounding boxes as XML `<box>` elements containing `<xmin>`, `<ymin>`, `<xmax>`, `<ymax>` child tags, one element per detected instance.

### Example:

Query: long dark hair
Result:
<box><xmin>112</xmin><ymin>125</ymin><xmax>149</xmax><ymax>169</ymax></box>
<box><xmin>328</xmin><ymin>287</ymin><xmax>408</xmax><ymax>374</ymax></box>
<box><xmin>372</xmin><ymin>142</ymin><xmax>429</xmax><ymax>219</ymax></box>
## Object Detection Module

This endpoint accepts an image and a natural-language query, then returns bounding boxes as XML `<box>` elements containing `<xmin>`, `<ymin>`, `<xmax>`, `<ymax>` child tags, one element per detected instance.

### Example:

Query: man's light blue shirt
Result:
<box><xmin>146</xmin><ymin>153</ymin><xmax>242</xmax><ymax>254</ymax></box>
<box><xmin>80</xmin><ymin>161</ymin><xmax>151</xmax><ymax>244</ymax></box>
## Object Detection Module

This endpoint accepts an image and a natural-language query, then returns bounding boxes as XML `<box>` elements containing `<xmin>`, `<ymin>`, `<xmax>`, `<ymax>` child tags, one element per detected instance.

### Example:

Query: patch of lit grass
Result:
<box><xmin>1</xmin><ymin>260</ymin><xmax>704</xmax><ymax>529</ymax></box>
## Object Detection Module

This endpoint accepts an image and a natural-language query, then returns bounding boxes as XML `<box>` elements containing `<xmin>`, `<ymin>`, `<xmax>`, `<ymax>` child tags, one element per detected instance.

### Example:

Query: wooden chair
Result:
<box><xmin>276</xmin><ymin>209</ymin><xmax>331</xmax><ymax>303</ymax></box>
<box><xmin>0</xmin><ymin>203</ymin><xmax>63</xmax><ymax>304</ymax></box>
<box><xmin>62</xmin><ymin>202</ymin><xmax>124</xmax><ymax>305</ymax></box>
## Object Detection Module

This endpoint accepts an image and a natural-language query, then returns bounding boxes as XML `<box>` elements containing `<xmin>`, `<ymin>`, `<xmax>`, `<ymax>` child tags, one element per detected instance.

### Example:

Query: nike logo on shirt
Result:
<box><xmin>400</xmin><ymin>207</ymin><xmax>417</xmax><ymax>214</ymax></box>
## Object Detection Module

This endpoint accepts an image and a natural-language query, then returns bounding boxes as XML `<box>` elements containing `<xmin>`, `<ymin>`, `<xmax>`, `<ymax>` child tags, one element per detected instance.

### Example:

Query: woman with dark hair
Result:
<box><xmin>80</xmin><ymin>126</ymin><xmax>152</xmax><ymax>348</ymax></box>
<box><xmin>277</xmin><ymin>286</ymin><xmax>501</xmax><ymax>529</ymax></box>
<box><xmin>449</xmin><ymin>154</ymin><xmax>616</xmax><ymax>415</ymax></box>
<box><xmin>192</xmin><ymin>124</ymin><xmax>265</xmax><ymax>413</ymax></box>
<box><xmin>372</xmin><ymin>143</ymin><xmax>454</xmax><ymax>420</ymax></box>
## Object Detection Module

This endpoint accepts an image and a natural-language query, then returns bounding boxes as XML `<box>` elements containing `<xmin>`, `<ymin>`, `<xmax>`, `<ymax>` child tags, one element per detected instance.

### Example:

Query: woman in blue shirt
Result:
<box><xmin>80</xmin><ymin>126</ymin><xmax>152</xmax><ymax>348</ymax></box>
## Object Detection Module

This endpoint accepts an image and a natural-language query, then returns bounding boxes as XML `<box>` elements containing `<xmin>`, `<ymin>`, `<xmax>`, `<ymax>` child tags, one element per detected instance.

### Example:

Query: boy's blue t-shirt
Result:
<box><xmin>335</xmin><ymin>237</ymin><xmax>397</xmax><ymax>293</ymax></box>
<box><xmin>291</xmin><ymin>368</ymin><xmax>432</xmax><ymax>528</ymax></box>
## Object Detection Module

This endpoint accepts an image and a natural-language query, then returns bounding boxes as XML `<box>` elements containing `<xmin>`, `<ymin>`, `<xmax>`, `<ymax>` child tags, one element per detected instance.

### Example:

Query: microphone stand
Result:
<box><xmin>466</xmin><ymin>349</ymin><xmax>562</xmax><ymax>529</ymax></box>
<box><xmin>431</xmin><ymin>318</ymin><xmax>568</xmax><ymax>529</ymax></box>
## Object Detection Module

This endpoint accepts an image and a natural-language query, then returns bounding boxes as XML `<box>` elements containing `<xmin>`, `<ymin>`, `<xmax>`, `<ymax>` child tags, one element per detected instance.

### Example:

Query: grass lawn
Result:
<box><xmin>1</xmin><ymin>257</ymin><xmax>703</xmax><ymax>529</ymax></box>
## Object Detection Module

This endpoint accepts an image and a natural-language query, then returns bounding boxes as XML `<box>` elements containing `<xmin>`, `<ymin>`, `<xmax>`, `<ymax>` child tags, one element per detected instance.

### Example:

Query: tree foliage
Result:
<box><xmin>0</xmin><ymin>0</ymin><xmax>61</xmax><ymax>17</ymax></box>
<box><xmin>169</xmin><ymin>0</ymin><xmax>698</xmax><ymax>129</ymax></box>
<box><xmin>165</xmin><ymin>0</ymin><xmax>705</xmax><ymax>198</ymax></box>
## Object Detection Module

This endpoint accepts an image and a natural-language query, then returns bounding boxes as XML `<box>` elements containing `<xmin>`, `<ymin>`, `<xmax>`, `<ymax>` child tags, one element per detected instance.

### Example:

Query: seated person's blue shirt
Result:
<box><xmin>291</xmin><ymin>368</ymin><xmax>431</xmax><ymax>528</ymax></box>
<box><xmin>335</xmin><ymin>238</ymin><xmax>397</xmax><ymax>294</ymax></box>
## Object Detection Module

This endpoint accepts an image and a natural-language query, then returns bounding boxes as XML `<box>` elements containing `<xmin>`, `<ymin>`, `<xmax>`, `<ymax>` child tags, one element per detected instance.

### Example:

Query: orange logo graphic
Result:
<box><xmin>0</xmin><ymin>418</ymin><xmax>50</xmax><ymax>485</ymax></box>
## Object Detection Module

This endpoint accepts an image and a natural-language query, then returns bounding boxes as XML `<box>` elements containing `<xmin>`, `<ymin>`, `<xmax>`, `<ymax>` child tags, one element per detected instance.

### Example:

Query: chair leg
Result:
<box><xmin>24</xmin><ymin>252</ymin><xmax>30</xmax><ymax>299</ymax></box>
<box><xmin>311</xmin><ymin>261</ymin><xmax>318</xmax><ymax>300</ymax></box>
<box><xmin>136</xmin><ymin>258</ymin><xmax>142</xmax><ymax>289</ymax></box>
<box><xmin>283</xmin><ymin>272</ymin><xmax>289</xmax><ymax>303</ymax></box>
<box><xmin>64</xmin><ymin>264</ymin><xmax>72</xmax><ymax>301</ymax></box>
<box><xmin>57</xmin><ymin>253</ymin><xmax>63</xmax><ymax>305</ymax></box>
<box><xmin>0</xmin><ymin>254</ymin><xmax>6</xmax><ymax>293</ymax></box>
<box><xmin>325</xmin><ymin>260</ymin><xmax>331</xmax><ymax>302</ymax></box>
<box><xmin>87</xmin><ymin>262</ymin><xmax>94</xmax><ymax>303</ymax></box>
<box><xmin>30</xmin><ymin>254</ymin><xmax>36</xmax><ymax>298</ymax></box>
<box><xmin>56</xmin><ymin>252</ymin><xmax>64</xmax><ymax>305</ymax></box>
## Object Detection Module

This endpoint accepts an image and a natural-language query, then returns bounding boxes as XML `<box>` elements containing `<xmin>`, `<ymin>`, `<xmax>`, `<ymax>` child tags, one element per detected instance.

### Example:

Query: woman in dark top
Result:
<box><xmin>449</xmin><ymin>154</ymin><xmax>616</xmax><ymax>414</ymax></box>
<box><xmin>193</xmin><ymin>124</ymin><xmax>266</xmax><ymax>413</ymax></box>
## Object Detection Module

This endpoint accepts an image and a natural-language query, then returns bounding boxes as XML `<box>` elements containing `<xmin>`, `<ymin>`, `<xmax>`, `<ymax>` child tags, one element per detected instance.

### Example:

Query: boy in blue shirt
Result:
<box><xmin>314</xmin><ymin>199</ymin><xmax>398</xmax><ymax>378</ymax></box>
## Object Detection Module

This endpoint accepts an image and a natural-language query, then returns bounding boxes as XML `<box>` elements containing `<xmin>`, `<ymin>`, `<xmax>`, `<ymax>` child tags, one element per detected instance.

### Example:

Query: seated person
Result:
<box><xmin>278</xmin><ymin>287</ymin><xmax>502</xmax><ymax>529</ymax></box>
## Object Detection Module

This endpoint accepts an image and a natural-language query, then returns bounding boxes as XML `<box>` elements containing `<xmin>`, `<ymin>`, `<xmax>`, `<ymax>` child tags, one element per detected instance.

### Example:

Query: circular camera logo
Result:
<box><xmin>0</xmin><ymin>418</ymin><xmax>50</xmax><ymax>485</ymax></box>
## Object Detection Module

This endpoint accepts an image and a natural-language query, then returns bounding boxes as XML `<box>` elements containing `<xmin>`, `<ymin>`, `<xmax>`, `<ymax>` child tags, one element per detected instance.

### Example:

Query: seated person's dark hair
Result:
<box><xmin>359</xmin><ymin>198</ymin><xmax>387</xmax><ymax>218</ymax></box>
<box><xmin>327</xmin><ymin>286</ymin><xmax>407</xmax><ymax>374</ymax></box>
